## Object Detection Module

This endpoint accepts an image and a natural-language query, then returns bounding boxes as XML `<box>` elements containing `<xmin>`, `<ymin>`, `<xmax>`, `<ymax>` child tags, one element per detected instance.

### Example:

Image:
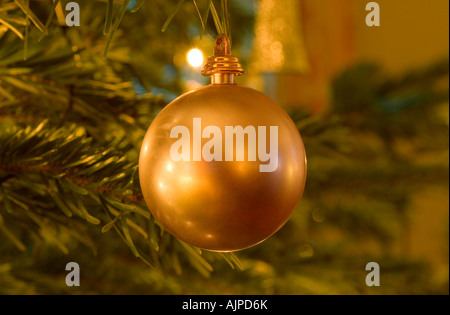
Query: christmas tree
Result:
<box><xmin>0</xmin><ymin>0</ymin><xmax>448</xmax><ymax>295</ymax></box>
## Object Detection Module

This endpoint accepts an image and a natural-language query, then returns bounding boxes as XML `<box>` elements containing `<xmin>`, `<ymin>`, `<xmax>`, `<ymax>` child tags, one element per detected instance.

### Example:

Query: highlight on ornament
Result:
<box><xmin>187</xmin><ymin>48</ymin><xmax>204</xmax><ymax>68</ymax></box>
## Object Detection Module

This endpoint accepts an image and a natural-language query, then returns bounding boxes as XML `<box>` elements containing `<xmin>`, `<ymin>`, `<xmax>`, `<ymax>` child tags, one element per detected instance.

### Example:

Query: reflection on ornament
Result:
<box><xmin>250</xmin><ymin>0</ymin><xmax>309</xmax><ymax>74</ymax></box>
<box><xmin>140</xmin><ymin>35</ymin><xmax>307</xmax><ymax>252</ymax></box>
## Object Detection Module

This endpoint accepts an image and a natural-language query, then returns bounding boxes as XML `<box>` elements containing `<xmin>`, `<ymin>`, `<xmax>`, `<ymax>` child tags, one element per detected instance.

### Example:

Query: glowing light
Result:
<box><xmin>187</xmin><ymin>49</ymin><xmax>204</xmax><ymax>68</ymax></box>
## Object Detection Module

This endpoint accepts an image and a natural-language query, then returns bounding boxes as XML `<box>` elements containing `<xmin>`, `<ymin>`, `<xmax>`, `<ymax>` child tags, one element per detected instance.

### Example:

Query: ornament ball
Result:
<box><xmin>139</xmin><ymin>35</ymin><xmax>307</xmax><ymax>251</ymax></box>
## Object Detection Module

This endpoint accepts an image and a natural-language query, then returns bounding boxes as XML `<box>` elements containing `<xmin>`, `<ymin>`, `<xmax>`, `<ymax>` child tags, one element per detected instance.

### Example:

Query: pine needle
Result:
<box><xmin>103</xmin><ymin>0</ymin><xmax>130</xmax><ymax>58</ymax></box>
<box><xmin>131</xmin><ymin>0</ymin><xmax>146</xmax><ymax>13</ymax></box>
<box><xmin>23</xmin><ymin>0</ymin><xmax>29</xmax><ymax>60</ymax></box>
<box><xmin>200</xmin><ymin>0</ymin><xmax>212</xmax><ymax>39</ymax></box>
<box><xmin>209</xmin><ymin>1</ymin><xmax>224</xmax><ymax>35</ymax></box>
<box><xmin>161</xmin><ymin>0</ymin><xmax>185</xmax><ymax>32</ymax></box>
<box><xmin>14</xmin><ymin>0</ymin><xmax>45</xmax><ymax>32</ymax></box>
<box><xmin>0</xmin><ymin>18</ymin><xmax>24</xmax><ymax>39</ymax></box>
<box><xmin>103</xmin><ymin>0</ymin><xmax>114</xmax><ymax>35</ymax></box>
<box><xmin>39</xmin><ymin>0</ymin><xmax>61</xmax><ymax>41</ymax></box>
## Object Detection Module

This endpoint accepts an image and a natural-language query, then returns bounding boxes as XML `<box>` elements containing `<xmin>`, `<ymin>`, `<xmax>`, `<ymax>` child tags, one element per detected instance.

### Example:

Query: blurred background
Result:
<box><xmin>0</xmin><ymin>0</ymin><xmax>448</xmax><ymax>294</ymax></box>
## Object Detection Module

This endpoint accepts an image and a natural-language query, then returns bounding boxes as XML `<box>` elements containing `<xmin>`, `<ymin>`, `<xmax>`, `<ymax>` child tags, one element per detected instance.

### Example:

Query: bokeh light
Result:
<box><xmin>187</xmin><ymin>48</ymin><xmax>204</xmax><ymax>68</ymax></box>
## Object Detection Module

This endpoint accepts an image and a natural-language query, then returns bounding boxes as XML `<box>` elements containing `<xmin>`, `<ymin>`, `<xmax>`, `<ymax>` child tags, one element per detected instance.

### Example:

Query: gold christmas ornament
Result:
<box><xmin>139</xmin><ymin>35</ymin><xmax>307</xmax><ymax>251</ymax></box>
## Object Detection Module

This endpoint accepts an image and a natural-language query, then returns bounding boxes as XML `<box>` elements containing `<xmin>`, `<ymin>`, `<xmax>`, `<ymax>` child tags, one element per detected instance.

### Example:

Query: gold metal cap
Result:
<box><xmin>201</xmin><ymin>34</ymin><xmax>245</xmax><ymax>78</ymax></box>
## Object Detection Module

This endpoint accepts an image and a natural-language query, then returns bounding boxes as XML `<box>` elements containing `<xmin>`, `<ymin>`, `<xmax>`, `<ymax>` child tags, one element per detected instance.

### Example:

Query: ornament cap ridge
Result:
<box><xmin>201</xmin><ymin>34</ymin><xmax>245</xmax><ymax>80</ymax></box>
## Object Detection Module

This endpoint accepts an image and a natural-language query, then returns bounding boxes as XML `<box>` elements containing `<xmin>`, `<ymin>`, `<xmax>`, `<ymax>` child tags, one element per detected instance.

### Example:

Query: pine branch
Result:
<box><xmin>0</xmin><ymin>16</ymin><xmax>245</xmax><ymax>275</ymax></box>
<box><xmin>0</xmin><ymin>30</ymin><xmax>163</xmax><ymax>150</ymax></box>
<box><xmin>0</xmin><ymin>122</ymin><xmax>242</xmax><ymax>274</ymax></box>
